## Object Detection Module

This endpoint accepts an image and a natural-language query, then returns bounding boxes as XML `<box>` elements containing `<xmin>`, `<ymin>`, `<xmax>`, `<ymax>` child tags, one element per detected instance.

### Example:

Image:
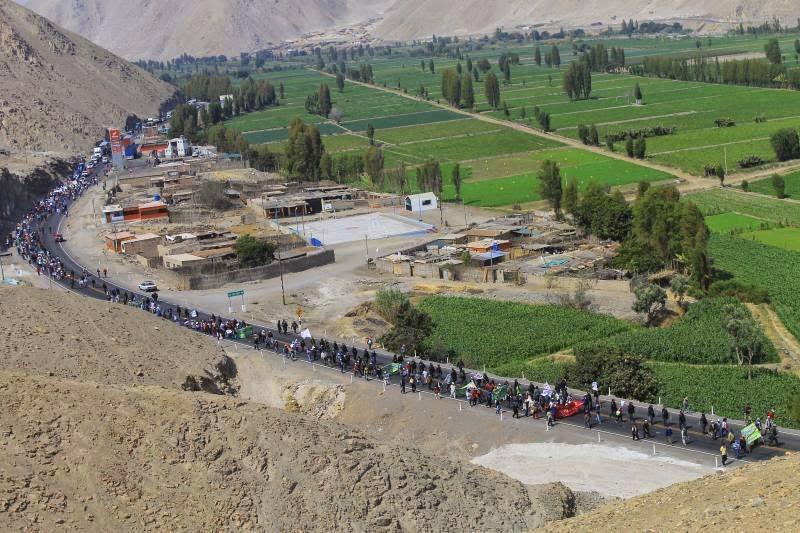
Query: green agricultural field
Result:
<box><xmin>417</xmin><ymin>296</ymin><xmax>634</xmax><ymax>369</ymax></box>
<box><xmin>652</xmin><ymin>363</ymin><xmax>800</xmax><ymax>428</ymax></box>
<box><xmin>605</xmin><ymin>297</ymin><xmax>777</xmax><ymax>365</ymax></box>
<box><xmin>369</xmin><ymin>43</ymin><xmax>800</xmax><ymax>177</ymax></box>
<box><xmin>749</xmin><ymin>170</ymin><xmax>800</xmax><ymax>198</ymax></box>
<box><xmin>689</xmin><ymin>188</ymin><xmax>800</xmax><ymax>226</ymax></box>
<box><xmin>704</xmin><ymin>212</ymin><xmax>769</xmax><ymax>233</ymax></box>
<box><xmin>740</xmin><ymin>227</ymin><xmax>800</xmax><ymax>252</ymax></box>
<box><xmin>710</xmin><ymin>233</ymin><xmax>800</xmax><ymax>342</ymax></box>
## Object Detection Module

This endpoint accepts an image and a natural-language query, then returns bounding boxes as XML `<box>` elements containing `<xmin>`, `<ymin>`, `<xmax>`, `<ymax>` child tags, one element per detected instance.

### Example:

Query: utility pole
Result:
<box><xmin>364</xmin><ymin>234</ymin><xmax>369</xmax><ymax>264</ymax></box>
<box><xmin>724</xmin><ymin>146</ymin><xmax>728</xmax><ymax>179</ymax></box>
<box><xmin>278</xmin><ymin>252</ymin><xmax>286</xmax><ymax>305</ymax></box>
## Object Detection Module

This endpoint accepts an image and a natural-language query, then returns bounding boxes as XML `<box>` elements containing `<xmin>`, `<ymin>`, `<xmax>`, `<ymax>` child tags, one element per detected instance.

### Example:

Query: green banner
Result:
<box><xmin>492</xmin><ymin>384</ymin><xmax>508</xmax><ymax>402</ymax></box>
<box><xmin>741</xmin><ymin>423</ymin><xmax>761</xmax><ymax>446</ymax></box>
<box><xmin>456</xmin><ymin>381</ymin><xmax>477</xmax><ymax>398</ymax></box>
<box><xmin>382</xmin><ymin>362</ymin><xmax>402</xmax><ymax>376</ymax></box>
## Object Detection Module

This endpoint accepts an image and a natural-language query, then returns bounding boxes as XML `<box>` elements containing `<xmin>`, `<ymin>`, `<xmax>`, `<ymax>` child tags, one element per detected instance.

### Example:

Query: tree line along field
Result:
<box><xmin>223</xmin><ymin>67</ymin><xmax>674</xmax><ymax>208</ymax></box>
<box><xmin>749</xmin><ymin>169</ymin><xmax>800</xmax><ymax>197</ymax></box>
<box><xmin>414</xmin><ymin>295</ymin><xmax>797</xmax><ymax>426</ymax></box>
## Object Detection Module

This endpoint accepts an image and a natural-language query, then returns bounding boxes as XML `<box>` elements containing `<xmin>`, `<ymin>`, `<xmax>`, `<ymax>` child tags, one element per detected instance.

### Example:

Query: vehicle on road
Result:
<box><xmin>138</xmin><ymin>281</ymin><xmax>158</xmax><ymax>292</ymax></box>
<box><xmin>52</xmin><ymin>233</ymin><xmax>65</xmax><ymax>243</ymax></box>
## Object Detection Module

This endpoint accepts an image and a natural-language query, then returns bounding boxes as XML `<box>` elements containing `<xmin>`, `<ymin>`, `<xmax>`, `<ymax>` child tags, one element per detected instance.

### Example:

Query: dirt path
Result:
<box><xmin>749</xmin><ymin>303</ymin><xmax>800</xmax><ymax>373</ymax></box>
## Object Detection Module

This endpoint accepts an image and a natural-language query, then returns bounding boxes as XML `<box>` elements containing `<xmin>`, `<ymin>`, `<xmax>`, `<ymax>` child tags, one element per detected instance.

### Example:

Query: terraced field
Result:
<box><xmin>749</xmin><ymin>170</ymin><xmax>800</xmax><ymax>198</ymax></box>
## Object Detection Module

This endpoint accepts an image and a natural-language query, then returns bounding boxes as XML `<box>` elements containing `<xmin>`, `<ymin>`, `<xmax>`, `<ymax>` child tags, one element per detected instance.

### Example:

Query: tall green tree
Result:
<box><xmin>335</xmin><ymin>73</ymin><xmax>345</xmax><ymax>92</ymax></box>
<box><xmin>317</xmin><ymin>82</ymin><xmax>332</xmax><ymax>117</ymax></box>
<box><xmin>285</xmin><ymin>118</ymin><xmax>325</xmax><ymax>181</ymax></box>
<box><xmin>461</xmin><ymin>75</ymin><xmax>475</xmax><ymax>109</ymax></box>
<box><xmin>440</xmin><ymin>68</ymin><xmax>461</xmax><ymax>106</ymax></box>
<box><xmin>366</xmin><ymin>124</ymin><xmax>375</xmax><ymax>145</ymax></box>
<box><xmin>364</xmin><ymin>146</ymin><xmax>384</xmax><ymax>185</ymax></box>
<box><xmin>563</xmin><ymin>61</ymin><xmax>592</xmax><ymax>99</ymax></box>
<box><xmin>562</xmin><ymin>177</ymin><xmax>579</xmax><ymax>214</ymax></box>
<box><xmin>724</xmin><ymin>303</ymin><xmax>764</xmax><ymax>380</ymax></box>
<box><xmin>772</xmin><ymin>174</ymin><xmax>786</xmax><ymax>198</ymax></box>
<box><xmin>451</xmin><ymin>163</ymin><xmax>462</xmax><ymax>201</ymax></box>
<box><xmin>550</xmin><ymin>45</ymin><xmax>561</xmax><ymax>67</ymax></box>
<box><xmin>538</xmin><ymin>160</ymin><xmax>563</xmax><ymax>217</ymax></box>
<box><xmin>534</xmin><ymin>46</ymin><xmax>542</xmax><ymax>66</ymax></box>
<box><xmin>484</xmin><ymin>72</ymin><xmax>501</xmax><ymax>109</ymax></box>
<box><xmin>765</xmin><ymin>38</ymin><xmax>782</xmax><ymax>64</ymax></box>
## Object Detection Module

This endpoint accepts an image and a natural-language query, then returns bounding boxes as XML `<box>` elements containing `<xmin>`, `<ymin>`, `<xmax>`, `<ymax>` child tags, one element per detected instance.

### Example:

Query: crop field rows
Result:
<box><xmin>225</xmin><ymin>67</ymin><xmax>673</xmax><ymax>207</ymax></box>
<box><xmin>366</xmin><ymin>35</ymin><xmax>800</xmax><ymax>176</ymax></box>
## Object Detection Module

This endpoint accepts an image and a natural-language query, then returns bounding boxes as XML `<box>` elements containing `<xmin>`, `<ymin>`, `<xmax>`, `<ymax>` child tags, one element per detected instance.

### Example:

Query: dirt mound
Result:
<box><xmin>539</xmin><ymin>451</ymin><xmax>800</xmax><ymax>532</ymax></box>
<box><xmin>0</xmin><ymin>287</ymin><xmax>235</xmax><ymax>393</ymax></box>
<box><xmin>0</xmin><ymin>372</ymin><xmax>550</xmax><ymax>531</ymax></box>
<box><xmin>0</xmin><ymin>0</ymin><xmax>174</xmax><ymax>153</ymax></box>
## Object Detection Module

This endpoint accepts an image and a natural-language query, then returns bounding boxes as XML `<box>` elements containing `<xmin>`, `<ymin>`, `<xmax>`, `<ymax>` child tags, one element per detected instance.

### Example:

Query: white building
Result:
<box><xmin>405</xmin><ymin>192</ymin><xmax>438</xmax><ymax>213</ymax></box>
<box><xmin>164</xmin><ymin>137</ymin><xmax>192</xmax><ymax>159</ymax></box>
<box><xmin>219</xmin><ymin>94</ymin><xmax>234</xmax><ymax>105</ymax></box>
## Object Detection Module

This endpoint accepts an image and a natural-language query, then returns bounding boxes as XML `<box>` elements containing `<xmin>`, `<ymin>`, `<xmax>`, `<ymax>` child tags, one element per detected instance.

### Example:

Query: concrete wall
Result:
<box><xmin>167</xmin><ymin>249</ymin><xmax>335</xmax><ymax>290</ymax></box>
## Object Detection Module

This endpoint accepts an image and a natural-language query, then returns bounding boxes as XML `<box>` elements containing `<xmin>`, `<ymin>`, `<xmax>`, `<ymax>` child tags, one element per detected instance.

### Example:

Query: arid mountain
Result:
<box><xmin>0</xmin><ymin>0</ymin><xmax>175</xmax><ymax>154</ymax></box>
<box><xmin>373</xmin><ymin>0</ymin><xmax>800</xmax><ymax>41</ymax></box>
<box><xmin>23</xmin><ymin>0</ymin><xmax>395</xmax><ymax>61</ymax></box>
<box><xmin>21</xmin><ymin>0</ymin><xmax>800</xmax><ymax>61</ymax></box>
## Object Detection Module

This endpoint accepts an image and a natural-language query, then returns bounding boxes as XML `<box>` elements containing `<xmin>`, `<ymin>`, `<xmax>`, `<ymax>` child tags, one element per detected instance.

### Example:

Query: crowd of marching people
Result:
<box><xmin>9</xmin><ymin>173</ymin><xmax>97</xmax><ymax>283</ymax></box>
<box><xmin>7</xmin><ymin>163</ymin><xmax>786</xmax><ymax>468</ymax></box>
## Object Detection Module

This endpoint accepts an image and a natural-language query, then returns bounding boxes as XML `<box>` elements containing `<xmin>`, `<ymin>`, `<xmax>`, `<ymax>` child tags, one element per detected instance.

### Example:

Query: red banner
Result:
<box><xmin>109</xmin><ymin>128</ymin><xmax>122</xmax><ymax>156</ymax></box>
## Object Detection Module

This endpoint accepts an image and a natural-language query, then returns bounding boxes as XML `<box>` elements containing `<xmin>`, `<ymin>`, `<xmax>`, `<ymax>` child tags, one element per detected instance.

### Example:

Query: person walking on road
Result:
<box><xmin>627</xmin><ymin>401</ymin><xmax>636</xmax><ymax>422</ymax></box>
<box><xmin>642</xmin><ymin>418</ymin><xmax>652</xmax><ymax>438</ymax></box>
<box><xmin>647</xmin><ymin>404</ymin><xmax>655</xmax><ymax>427</ymax></box>
<box><xmin>610</xmin><ymin>399</ymin><xmax>617</xmax><ymax>421</ymax></box>
<box><xmin>631</xmin><ymin>423</ymin><xmax>640</xmax><ymax>441</ymax></box>
<box><xmin>700</xmin><ymin>412</ymin><xmax>708</xmax><ymax>435</ymax></box>
<box><xmin>594</xmin><ymin>402</ymin><xmax>602</xmax><ymax>426</ymax></box>
<box><xmin>679</xmin><ymin>410</ymin><xmax>687</xmax><ymax>430</ymax></box>
<box><xmin>681</xmin><ymin>426</ymin><xmax>689</xmax><ymax>446</ymax></box>
<box><xmin>662</xmin><ymin>407</ymin><xmax>670</xmax><ymax>426</ymax></box>
<box><xmin>450</xmin><ymin>382</ymin><xmax>456</xmax><ymax>399</ymax></box>
<box><xmin>665</xmin><ymin>426</ymin><xmax>673</xmax><ymax>444</ymax></box>
<box><xmin>720</xmin><ymin>443</ymin><xmax>728</xmax><ymax>466</ymax></box>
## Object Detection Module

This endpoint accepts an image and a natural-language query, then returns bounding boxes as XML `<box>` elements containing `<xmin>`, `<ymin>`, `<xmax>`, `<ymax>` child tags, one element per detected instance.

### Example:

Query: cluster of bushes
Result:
<box><xmin>604</xmin><ymin>125</ymin><xmax>675</xmax><ymax>143</ymax></box>
<box><xmin>577</xmin><ymin>124</ymin><xmax>600</xmax><ymax>145</ymax></box>
<box><xmin>737</xmin><ymin>155</ymin><xmax>764</xmax><ymax>169</ymax></box>
<box><xmin>532</xmin><ymin>106</ymin><xmax>551</xmax><ymax>132</ymax></box>
<box><xmin>714</xmin><ymin>117</ymin><xmax>736</xmax><ymax>128</ymax></box>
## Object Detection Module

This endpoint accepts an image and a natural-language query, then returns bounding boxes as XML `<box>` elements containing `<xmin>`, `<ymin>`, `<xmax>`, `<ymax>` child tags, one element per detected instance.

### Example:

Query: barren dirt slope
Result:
<box><xmin>540</xmin><ymin>451</ymin><xmax>800</xmax><ymax>532</ymax></box>
<box><xmin>375</xmin><ymin>0</ymin><xmax>800</xmax><ymax>41</ymax></box>
<box><xmin>0</xmin><ymin>0</ymin><xmax>175</xmax><ymax>153</ymax></box>
<box><xmin>0</xmin><ymin>373</ymin><xmax>550</xmax><ymax>531</ymax></box>
<box><xmin>24</xmin><ymin>0</ymin><xmax>395</xmax><ymax>61</ymax></box>
<box><xmin>0</xmin><ymin>286</ymin><xmax>562</xmax><ymax>531</ymax></box>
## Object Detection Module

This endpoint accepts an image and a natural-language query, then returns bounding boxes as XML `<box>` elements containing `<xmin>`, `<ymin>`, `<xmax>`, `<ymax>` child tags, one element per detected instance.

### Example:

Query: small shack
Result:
<box><xmin>405</xmin><ymin>193</ymin><xmax>438</xmax><ymax>213</ymax></box>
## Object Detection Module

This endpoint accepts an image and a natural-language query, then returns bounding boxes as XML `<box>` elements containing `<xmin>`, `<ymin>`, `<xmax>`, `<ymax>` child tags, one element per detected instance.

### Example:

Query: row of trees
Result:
<box><xmin>304</xmin><ymin>83</ymin><xmax>332</xmax><ymax>118</ymax></box>
<box><xmin>440</xmin><ymin>68</ymin><xmax>475</xmax><ymax>108</ymax></box>
<box><xmin>181</xmin><ymin>74</ymin><xmax>279</xmax><ymax>114</ymax></box>
<box><xmin>533</xmin><ymin>45</ymin><xmax>561</xmax><ymax>68</ymax></box>
<box><xmin>633</xmin><ymin>53</ymin><xmax>800</xmax><ymax>90</ymax></box>
<box><xmin>562</xmin><ymin>60</ymin><xmax>592</xmax><ymax>99</ymax></box>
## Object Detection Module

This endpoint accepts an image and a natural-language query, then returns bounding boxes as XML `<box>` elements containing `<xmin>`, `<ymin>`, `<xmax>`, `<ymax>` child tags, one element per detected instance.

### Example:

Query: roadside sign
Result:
<box><xmin>295</xmin><ymin>306</ymin><xmax>304</xmax><ymax>319</ymax></box>
<box><xmin>227</xmin><ymin>290</ymin><xmax>244</xmax><ymax>298</ymax></box>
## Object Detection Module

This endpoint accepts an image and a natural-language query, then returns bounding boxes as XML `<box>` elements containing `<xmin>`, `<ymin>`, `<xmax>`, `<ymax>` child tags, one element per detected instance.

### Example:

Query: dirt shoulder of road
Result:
<box><xmin>539</xmin><ymin>450</ymin><xmax>800</xmax><ymax>532</ymax></box>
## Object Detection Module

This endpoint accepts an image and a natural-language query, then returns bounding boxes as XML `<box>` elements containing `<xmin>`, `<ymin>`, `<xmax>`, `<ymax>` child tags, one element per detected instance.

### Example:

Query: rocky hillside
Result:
<box><xmin>0</xmin><ymin>0</ymin><xmax>175</xmax><ymax>153</ymax></box>
<box><xmin>374</xmin><ymin>0</ymin><xmax>800</xmax><ymax>41</ymax></box>
<box><xmin>22</xmin><ymin>0</ymin><xmax>800</xmax><ymax>60</ymax></box>
<box><xmin>23</xmin><ymin>0</ymin><xmax>395</xmax><ymax>61</ymax></box>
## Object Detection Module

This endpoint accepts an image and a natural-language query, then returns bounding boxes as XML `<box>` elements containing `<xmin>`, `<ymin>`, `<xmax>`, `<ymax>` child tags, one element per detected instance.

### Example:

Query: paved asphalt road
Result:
<box><xmin>28</xmin><ymin>184</ymin><xmax>799</xmax><ymax>465</ymax></box>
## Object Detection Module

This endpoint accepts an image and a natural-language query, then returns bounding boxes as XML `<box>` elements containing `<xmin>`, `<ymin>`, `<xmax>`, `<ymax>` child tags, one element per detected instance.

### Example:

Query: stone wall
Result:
<box><xmin>166</xmin><ymin>249</ymin><xmax>335</xmax><ymax>290</ymax></box>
